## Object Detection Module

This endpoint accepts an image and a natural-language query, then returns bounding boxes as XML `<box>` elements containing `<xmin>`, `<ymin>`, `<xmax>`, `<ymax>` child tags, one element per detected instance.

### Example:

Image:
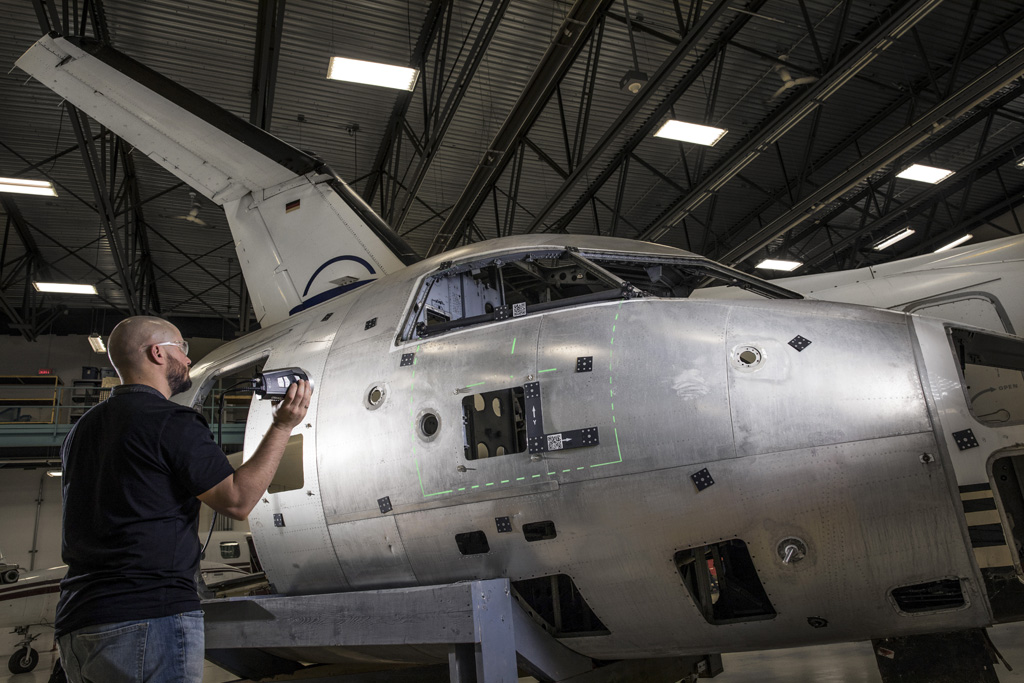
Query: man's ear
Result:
<box><xmin>145</xmin><ymin>344</ymin><xmax>167</xmax><ymax>366</ymax></box>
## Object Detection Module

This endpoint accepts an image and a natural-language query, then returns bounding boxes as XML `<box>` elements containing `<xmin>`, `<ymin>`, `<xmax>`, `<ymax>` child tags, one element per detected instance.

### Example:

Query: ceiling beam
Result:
<box><xmin>426</xmin><ymin>0</ymin><xmax>614</xmax><ymax>256</ymax></box>
<box><xmin>249</xmin><ymin>0</ymin><xmax>287</xmax><ymax>131</ymax></box>
<box><xmin>638</xmin><ymin>0</ymin><xmax>945</xmax><ymax>244</ymax></box>
<box><xmin>716</xmin><ymin>40</ymin><xmax>1024</xmax><ymax>266</ymax></box>
<box><xmin>390</xmin><ymin>0</ymin><xmax>513</xmax><ymax>233</ymax></box>
<box><xmin>531</xmin><ymin>0</ymin><xmax>753</xmax><ymax>236</ymax></box>
<box><xmin>364</xmin><ymin>0</ymin><xmax>448</xmax><ymax>205</ymax></box>
<box><xmin>804</xmin><ymin>122</ymin><xmax>1024</xmax><ymax>267</ymax></box>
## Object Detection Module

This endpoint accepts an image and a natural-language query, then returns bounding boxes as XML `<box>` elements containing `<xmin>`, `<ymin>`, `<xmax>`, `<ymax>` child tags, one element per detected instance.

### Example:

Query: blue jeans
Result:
<box><xmin>57</xmin><ymin>611</ymin><xmax>204</xmax><ymax>683</ymax></box>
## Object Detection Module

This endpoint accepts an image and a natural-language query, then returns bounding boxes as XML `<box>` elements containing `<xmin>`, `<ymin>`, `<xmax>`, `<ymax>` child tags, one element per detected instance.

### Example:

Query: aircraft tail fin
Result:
<box><xmin>17</xmin><ymin>34</ymin><xmax>418</xmax><ymax>324</ymax></box>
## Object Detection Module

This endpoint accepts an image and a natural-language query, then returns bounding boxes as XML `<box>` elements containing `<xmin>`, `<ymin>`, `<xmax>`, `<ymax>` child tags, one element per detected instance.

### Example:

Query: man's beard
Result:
<box><xmin>167</xmin><ymin>355</ymin><xmax>193</xmax><ymax>396</ymax></box>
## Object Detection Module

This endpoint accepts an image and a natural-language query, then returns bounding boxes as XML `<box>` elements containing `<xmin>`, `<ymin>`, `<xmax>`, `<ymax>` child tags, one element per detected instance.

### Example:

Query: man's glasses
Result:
<box><xmin>153</xmin><ymin>340</ymin><xmax>189</xmax><ymax>356</ymax></box>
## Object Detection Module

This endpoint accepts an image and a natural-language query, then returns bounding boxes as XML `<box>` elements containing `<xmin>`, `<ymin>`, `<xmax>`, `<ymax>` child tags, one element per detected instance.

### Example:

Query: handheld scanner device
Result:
<box><xmin>253</xmin><ymin>368</ymin><xmax>311</xmax><ymax>399</ymax></box>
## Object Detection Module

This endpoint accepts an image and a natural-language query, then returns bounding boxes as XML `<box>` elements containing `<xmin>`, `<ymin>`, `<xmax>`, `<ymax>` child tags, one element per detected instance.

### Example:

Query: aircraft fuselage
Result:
<box><xmin>186</xmin><ymin>235</ymin><xmax>1024</xmax><ymax>660</ymax></box>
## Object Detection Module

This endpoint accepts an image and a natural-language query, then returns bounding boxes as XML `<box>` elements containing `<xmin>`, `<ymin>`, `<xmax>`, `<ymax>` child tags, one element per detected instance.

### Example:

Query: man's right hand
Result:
<box><xmin>199</xmin><ymin>378</ymin><xmax>312</xmax><ymax>520</ymax></box>
<box><xmin>272</xmin><ymin>379</ymin><xmax>311</xmax><ymax>432</ymax></box>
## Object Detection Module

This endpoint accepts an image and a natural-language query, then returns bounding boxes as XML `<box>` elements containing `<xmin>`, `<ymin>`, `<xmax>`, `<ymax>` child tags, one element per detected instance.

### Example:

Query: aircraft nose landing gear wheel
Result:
<box><xmin>8</xmin><ymin>646</ymin><xmax>39</xmax><ymax>674</ymax></box>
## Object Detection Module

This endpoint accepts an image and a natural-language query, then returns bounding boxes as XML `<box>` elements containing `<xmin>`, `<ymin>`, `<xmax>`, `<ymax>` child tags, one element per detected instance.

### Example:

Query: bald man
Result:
<box><xmin>55</xmin><ymin>316</ymin><xmax>310</xmax><ymax>683</ymax></box>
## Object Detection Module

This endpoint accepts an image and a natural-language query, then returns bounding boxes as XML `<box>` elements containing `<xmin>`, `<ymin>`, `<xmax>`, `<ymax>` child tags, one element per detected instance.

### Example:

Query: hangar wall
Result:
<box><xmin>0</xmin><ymin>469</ymin><xmax>62</xmax><ymax>571</ymax></box>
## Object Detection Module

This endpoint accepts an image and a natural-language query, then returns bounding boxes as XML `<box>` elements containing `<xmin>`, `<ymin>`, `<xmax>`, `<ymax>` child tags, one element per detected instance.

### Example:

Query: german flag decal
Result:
<box><xmin>286</xmin><ymin>199</ymin><xmax>300</xmax><ymax>213</ymax></box>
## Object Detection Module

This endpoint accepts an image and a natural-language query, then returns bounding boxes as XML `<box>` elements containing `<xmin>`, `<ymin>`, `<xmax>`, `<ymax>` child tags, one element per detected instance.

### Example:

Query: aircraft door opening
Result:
<box><xmin>989</xmin><ymin>450</ymin><xmax>1024</xmax><ymax>580</ymax></box>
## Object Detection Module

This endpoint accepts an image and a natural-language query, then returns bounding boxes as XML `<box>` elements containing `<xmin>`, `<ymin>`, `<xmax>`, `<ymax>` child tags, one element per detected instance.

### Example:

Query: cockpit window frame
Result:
<box><xmin>397</xmin><ymin>247</ymin><xmax>802</xmax><ymax>343</ymax></box>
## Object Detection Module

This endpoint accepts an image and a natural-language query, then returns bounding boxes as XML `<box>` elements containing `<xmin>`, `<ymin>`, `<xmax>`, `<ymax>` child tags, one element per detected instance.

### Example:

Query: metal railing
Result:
<box><xmin>0</xmin><ymin>381</ymin><xmax>251</xmax><ymax>449</ymax></box>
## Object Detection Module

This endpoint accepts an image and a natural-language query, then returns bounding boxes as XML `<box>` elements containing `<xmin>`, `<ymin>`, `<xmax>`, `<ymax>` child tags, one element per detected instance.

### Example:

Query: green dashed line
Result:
<box><xmin>458</xmin><ymin>487</ymin><xmax>466</xmax><ymax>491</ymax></box>
<box><xmin>610</xmin><ymin>389</ymin><xmax>614</xmax><ymax>398</ymax></box>
<box><xmin>500</xmin><ymin>480</ymin><xmax>509</xmax><ymax>484</ymax></box>
<box><xmin>538</xmin><ymin>368</ymin><xmax>557</xmax><ymax>373</ymax></box>
<box><xmin>548</xmin><ymin>471</ymin><xmax>556</xmax><ymax>476</ymax></box>
<box><xmin>590</xmin><ymin>427</ymin><xmax>624</xmax><ymax>467</ymax></box>
<box><xmin>532</xmin><ymin>474</ymin><xmax>541</xmax><ymax>478</ymax></box>
<box><xmin>471</xmin><ymin>485</ymin><xmax>480</xmax><ymax>489</ymax></box>
<box><xmin>610</xmin><ymin>337</ymin><xmax>614</xmax><ymax>345</ymax></box>
<box><xmin>612</xmin><ymin>415</ymin><xmax>616</xmax><ymax>423</ymax></box>
<box><xmin>563</xmin><ymin>468</ymin><xmax>571</xmax><ymax>473</ymax></box>
<box><xmin>577</xmin><ymin>467</ymin><xmax>584</xmax><ymax>470</ymax></box>
<box><xmin>486</xmin><ymin>482</ymin><xmax>495</xmax><ymax>487</ymax></box>
<box><xmin>611</xmin><ymin>403</ymin><xmax>614</xmax><ymax>411</ymax></box>
<box><xmin>511</xmin><ymin>337</ymin><xmax>517</xmax><ymax>354</ymax></box>
<box><xmin>466</xmin><ymin>381</ymin><xmax>486</xmax><ymax>388</ymax></box>
<box><xmin>612</xmin><ymin>325</ymin><xmax>616</xmax><ymax>332</ymax></box>
<box><xmin>516</xmin><ymin>477</ymin><xmax>525</xmax><ymax>481</ymax></box>
<box><xmin>609</xmin><ymin>377</ymin><xmax>612</xmax><ymax>384</ymax></box>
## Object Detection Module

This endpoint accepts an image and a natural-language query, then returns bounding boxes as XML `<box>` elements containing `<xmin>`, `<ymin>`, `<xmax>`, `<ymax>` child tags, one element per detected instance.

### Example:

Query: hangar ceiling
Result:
<box><xmin>2</xmin><ymin>0</ymin><xmax>1024</xmax><ymax>340</ymax></box>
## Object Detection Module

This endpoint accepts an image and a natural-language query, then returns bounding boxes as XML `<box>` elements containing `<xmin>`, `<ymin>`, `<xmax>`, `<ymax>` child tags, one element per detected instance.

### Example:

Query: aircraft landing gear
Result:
<box><xmin>7</xmin><ymin>626</ymin><xmax>41</xmax><ymax>674</ymax></box>
<box><xmin>8</xmin><ymin>646</ymin><xmax>39</xmax><ymax>674</ymax></box>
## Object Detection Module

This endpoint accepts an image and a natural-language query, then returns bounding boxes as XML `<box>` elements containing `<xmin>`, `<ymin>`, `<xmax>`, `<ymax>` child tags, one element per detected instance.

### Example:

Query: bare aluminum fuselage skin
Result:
<box><xmin>184</xmin><ymin>235</ymin><xmax>1021</xmax><ymax>659</ymax></box>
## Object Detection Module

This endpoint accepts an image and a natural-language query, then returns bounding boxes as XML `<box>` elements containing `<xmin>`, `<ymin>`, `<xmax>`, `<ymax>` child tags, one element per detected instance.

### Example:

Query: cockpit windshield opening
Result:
<box><xmin>400</xmin><ymin>248</ymin><xmax>800</xmax><ymax>341</ymax></box>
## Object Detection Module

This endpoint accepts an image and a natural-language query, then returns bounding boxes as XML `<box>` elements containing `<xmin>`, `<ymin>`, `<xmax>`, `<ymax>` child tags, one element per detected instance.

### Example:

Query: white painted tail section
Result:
<box><xmin>17</xmin><ymin>34</ymin><xmax>416</xmax><ymax>324</ymax></box>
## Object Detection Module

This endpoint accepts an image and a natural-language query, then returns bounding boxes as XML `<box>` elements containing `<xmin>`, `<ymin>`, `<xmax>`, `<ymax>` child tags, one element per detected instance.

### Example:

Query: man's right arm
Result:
<box><xmin>198</xmin><ymin>380</ymin><xmax>311</xmax><ymax>520</ymax></box>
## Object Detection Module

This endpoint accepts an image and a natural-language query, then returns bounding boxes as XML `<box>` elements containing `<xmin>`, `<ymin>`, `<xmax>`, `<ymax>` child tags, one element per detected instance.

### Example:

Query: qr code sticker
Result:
<box><xmin>512</xmin><ymin>302</ymin><xmax>527</xmax><ymax>317</ymax></box>
<box><xmin>547</xmin><ymin>434</ymin><xmax>564</xmax><ymax>451</ymax></box>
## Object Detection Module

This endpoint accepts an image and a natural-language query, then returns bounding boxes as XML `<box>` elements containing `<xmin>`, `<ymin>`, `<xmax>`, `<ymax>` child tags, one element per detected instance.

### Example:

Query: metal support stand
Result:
<box><xmin>872</xmin><ymin>628</ymin><xmax>1004</xmax><ymax>682</ymax></box>
<box><xmin>203</xmin><ymin>578</ymin><xmax>594</xmax><ymax>682</ymax></box>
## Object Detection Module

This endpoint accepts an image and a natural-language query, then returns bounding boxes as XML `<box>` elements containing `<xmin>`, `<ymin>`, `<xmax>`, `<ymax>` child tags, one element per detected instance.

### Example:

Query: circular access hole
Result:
<box><xmin>731</xmin><ymin>345</ymin><xmax>765</xmax><ymax>371</ymax></box>
<box><xmin>420</xmin><ymin>412</ymin><xmax>440</xmax><ymax>437</ymax></box>
<box><xmin>365</xmin><ymin>382</ymin><xmax>390</xmax><ymax>410</ymax></box>
<box><xmin>739</xmin><ymin>349</ymin><xmax>759</xmax><ymax>365</ymax></box>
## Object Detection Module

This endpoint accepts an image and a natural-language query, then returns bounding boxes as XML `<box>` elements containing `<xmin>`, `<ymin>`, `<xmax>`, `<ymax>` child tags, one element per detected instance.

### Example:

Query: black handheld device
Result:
<box><xmin>253</xmin><ymin>367</ymin><xmax>310</xmax><ymax>399</ymax></box>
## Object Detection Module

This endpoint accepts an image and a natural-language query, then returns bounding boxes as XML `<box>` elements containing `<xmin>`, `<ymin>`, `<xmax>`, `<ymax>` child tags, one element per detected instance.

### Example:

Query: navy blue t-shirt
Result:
<box><xmin>55</xmin><ymin>384</ymin><xmax>234</xmax><ymax>636</ymax></box>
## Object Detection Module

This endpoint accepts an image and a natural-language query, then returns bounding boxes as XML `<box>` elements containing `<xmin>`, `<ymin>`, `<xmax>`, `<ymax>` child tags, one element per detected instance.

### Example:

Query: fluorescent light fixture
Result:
<box><xmin>0</xmin><ymin>177</ymin><xmax>57</xmax><ymax>196</ymax></box>
<box><xmin>934</xmin><ymin>234</ymin><xmax>973</xmax><ymax>253</ymax></box>
<box><xmin>873</xmin><ymin>227</ymin><xmax>916</xmax><ymax>251</ymax></box>
<box><xmin>88</xmin><ymin>333</ymin><xmax>106</xmax><ymax>353</ymax></box>
<box><xmin>895</xmin><ymin>164</ymin><xmax>954</xmax><ymax>184</ymax></box>
<box><xmin>327</xmin><ymin>57</ymin><xmax>419</xmax><ymax>91</ymax></box>
<box><xmin>654</xmin><ymin>120</ymin><xmax>728</xmax><ymax>146</ymax></box>
<box><xmin>33</xmin><ymin>282</ymin><xmax>98</xmax><ymax>295</ymax></box>
<box><xmin>46</xmin><ymin>469</ymin><xmax>62</xmax><ymax>478</ymax></box>
<box><xmin>755</xmin><ymin>259</ymin><xmax>803</xmax><ymax>272</ymax></box>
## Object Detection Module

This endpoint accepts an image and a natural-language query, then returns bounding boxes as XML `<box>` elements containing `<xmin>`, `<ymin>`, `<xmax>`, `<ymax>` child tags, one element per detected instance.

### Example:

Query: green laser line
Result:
<box><xmin>511</xmin><ymin>337</ymin><xmax>516</xmax><ymax>354</ymax></box>
<box><xmin>538</xmin><ymin>368</ymin><xmax>557</xmax><ymax>373</ymax></box>
<box><xmin>486</xmin><ymin>482</ymin><xmax>495</xmax><ymax>486</ymax></box>
<box><xmin>466</xmin><ymin>381</ymin><xmax>485</xmax><ymax>388</ymax></box>
<box><xmin>590</xmin><ymin>427</ymin><xmax>624</xmax><ymax>467</ymax></box>
<box><xmin>501</xmin><ymin>480</ymin><xmax>509</xmax><ymax>484</ymax></box>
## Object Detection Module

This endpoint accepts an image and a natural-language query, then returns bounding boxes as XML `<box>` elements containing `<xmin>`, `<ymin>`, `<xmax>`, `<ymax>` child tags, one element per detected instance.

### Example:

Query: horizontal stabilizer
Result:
<box><xmin>16</xmin><ymin>34</ymin><xmax>316</xmax><ymax>204</ymax></box>
<box><xmin>17</xmin><ymin>34</ymin><xmax>419</xmax><ymax>325</ymax></box>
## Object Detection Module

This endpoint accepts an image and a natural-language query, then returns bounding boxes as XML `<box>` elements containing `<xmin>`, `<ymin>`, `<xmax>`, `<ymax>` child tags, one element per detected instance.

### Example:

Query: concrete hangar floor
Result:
<box><xmin>3</xmin><ymin>621</ymin><xmax>1022</xmax><ymax>682</ymax></box>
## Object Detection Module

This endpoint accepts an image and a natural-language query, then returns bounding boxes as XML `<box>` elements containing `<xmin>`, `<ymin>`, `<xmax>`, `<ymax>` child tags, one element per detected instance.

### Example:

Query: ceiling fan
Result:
<box><xmin>769</xmin><ymin>56</ymin><xmax>818</xmax><ymax>101</ymax></box>
<box><xmin>174</xmin><ymin>191</ymin><xmax>207</xmax><ymax>226</ymax></box>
